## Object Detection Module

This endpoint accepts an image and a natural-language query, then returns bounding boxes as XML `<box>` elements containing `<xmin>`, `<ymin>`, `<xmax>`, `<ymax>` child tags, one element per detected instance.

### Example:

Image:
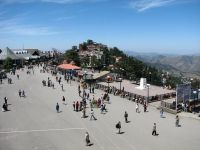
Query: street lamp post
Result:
<box><xmin>147</xmin><ymin>84</ymin><xmax>150</xmax><ymax>103</ymax></box>
<box><xmin>190</xmin><ymin>78</ymin><xmax>193</xmax><ymax>88</ymax></box>
<box><xmin>118</xmin><ymin>78</ymin><xmax>122</xmax><ymax>93</ymax></box>
<box><xmin>84</xmin><ymin>71</ymin><xmax>87</xmax><ymax>80</ymax></box>
<box><xmin>162</xmin><ymin>74</ymin><xmax>166</xmax><ymax>89</ymax></box>
<box><xmin>119</xmin><ymin>68</ymin><xmax>124</xmax><ymax>78</ymax></box>
<box><xmin>193</xmin><ymin>90</ymin><xmax>197</xmax><ymax>113</ymax></box>
<box><xmin>149</xmin><ymin>72</ymin><xmax>152</xmax><ymax>83</ymax></box>
<box><xmin>198</xmin><ymin>89</ymin><xmax>200</xmax><ymax>101</ymax></box>
<box><xmin>107</xmin><ymin>75</ymin><xmax>110</xmax><ymax>94</ymax></box>
<box><xmin>83</xmin><ymin>70</ymin><xmax>87</xmax><ymax>94</ymax></box>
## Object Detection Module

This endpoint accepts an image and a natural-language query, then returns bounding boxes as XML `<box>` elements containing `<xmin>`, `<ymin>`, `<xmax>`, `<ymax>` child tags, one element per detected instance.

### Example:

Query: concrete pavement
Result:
<box><xmin>0</xmin><ymin>66</ymin><xmax>200</xmax><ymax>150</ymax></box>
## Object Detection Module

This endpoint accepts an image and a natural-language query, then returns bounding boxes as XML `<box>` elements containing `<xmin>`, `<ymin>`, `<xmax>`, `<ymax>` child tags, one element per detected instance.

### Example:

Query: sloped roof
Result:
<box><xmin>16</xmin><ymin>53</ymin><xmax>32</xmax><ymax>60</ymax></box>
<box><xmin>0</xmin><ymin>47</ymin><xmax>21</xmax><ymax>60</ymax></box>
<box><xmin>57</xmin><ymin>64</ymin><xmax>81</xmax><ymax>70</ymax></box>
<box><xmin>25</xmin><ymin>49</ymin><xmax>39</xmax><ymax>55</ymax></box>
<box><xmin>92</xmin><ymin>71</ymin><xmax>110</xmax><ymax>80</ymax></box>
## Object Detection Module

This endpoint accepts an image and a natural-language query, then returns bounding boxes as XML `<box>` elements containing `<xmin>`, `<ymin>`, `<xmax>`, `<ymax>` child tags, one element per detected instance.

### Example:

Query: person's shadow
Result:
<box><xmin>152</xmin><ymin>133</ymin><xmax>159</xmax><ymax>136</ymax></box>
<box><xmin>82</xmin><ymin>115</ymin><xmax>89</xmax><ymax>118</ymax></box>
<box><xmin>117</xmin><ymin>131</ymin><xmax>125</xmax><ymax>134</ymax></box>
<box><xmin>87</xmin><ymin>143</ymin><xmax>94</xmax><ymax>146</ymax></box>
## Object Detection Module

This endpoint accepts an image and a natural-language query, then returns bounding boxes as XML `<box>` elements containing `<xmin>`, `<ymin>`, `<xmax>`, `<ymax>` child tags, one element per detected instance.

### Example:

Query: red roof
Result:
<box><xmin>57</xmin><ymin>64</ymin><xmax>81</xmax><ymax>70</ymax></box>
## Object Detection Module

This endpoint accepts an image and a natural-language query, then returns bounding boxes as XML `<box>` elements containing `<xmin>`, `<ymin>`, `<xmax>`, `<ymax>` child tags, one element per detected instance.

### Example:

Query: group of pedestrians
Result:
<box><xmin>18</xmin><ymin>89</ymin><xmax>26</xmax><ymax>97</ymax></box>
<box><xmin>7</xmin><ymin>78</ymin><xmax>12</xmax><ymax>84</ymax></box>
<box><xmin>115</xmin><ymin>111</ymin><xmax>129</xmax><ymax>134</ymax></box>
<box><xmin>56</xmin><ymin>76</ymin><xmax>62</xmax><ymax>84</ymax></box>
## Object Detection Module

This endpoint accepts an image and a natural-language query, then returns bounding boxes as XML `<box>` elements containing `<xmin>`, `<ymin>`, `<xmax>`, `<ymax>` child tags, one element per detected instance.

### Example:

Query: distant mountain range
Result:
<box><xmin>125</xmin><ymin>51</ymin><xmax>200</xmax><ymax>79</ymax></box>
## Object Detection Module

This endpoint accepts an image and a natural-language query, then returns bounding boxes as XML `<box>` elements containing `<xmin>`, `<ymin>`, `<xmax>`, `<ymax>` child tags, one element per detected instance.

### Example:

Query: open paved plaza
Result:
<box><xmin>0</xmin><ymin>66</ymin><xmax>200</xmax><ymax>150</ymax></box>
<box><xmin>98</xmin><ymin>80</ymin><xmax>175</xmax><ymax>97</ymax></box>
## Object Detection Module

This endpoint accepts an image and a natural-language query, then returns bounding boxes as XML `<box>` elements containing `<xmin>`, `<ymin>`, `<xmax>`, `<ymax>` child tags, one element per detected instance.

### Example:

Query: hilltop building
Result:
<box><xmin>0</xmin><ymin>47</ymin><xmax>51</xmax><ymax>66</ymax></box>
<box><xmin>78</xmin><ymin>41</ymin><xmax>106</xmax><ymax>60</ymax></box>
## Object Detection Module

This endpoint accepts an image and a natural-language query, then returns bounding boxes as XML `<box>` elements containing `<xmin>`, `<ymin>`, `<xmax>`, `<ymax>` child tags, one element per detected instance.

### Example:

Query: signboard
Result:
<box><xmin>176</xmin><ymin>83</ymin><xmax>191</xmax><ymax>103</ymax></box>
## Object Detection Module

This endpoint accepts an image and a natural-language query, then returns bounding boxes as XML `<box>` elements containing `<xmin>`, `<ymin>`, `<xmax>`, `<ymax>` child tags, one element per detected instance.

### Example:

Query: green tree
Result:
<box><xmin>87</xmin><ymin>39</ymin><xmax>94</xmax><ymax>45</ymax></box>
<box><xmin>81</xmin><ymin>57</ymin><xmax>90</xmax><ymax>68</ymax></box>
<box><xmin>3</xmin><ymin>57</ymin><xmax>12</xmax><ymax>70</ymax></box>
<box><xmin>64</xmin><ymin>49</ymin><xmax>80</xmax><ymax>66</ymax></box>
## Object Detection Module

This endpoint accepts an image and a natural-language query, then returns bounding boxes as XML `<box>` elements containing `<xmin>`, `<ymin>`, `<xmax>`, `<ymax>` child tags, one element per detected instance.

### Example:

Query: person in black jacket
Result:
<box><xmin>124</xmin><ymin>111</ymin><xmax>128</xmax><ymax>123</ymax></box>
<box><xmin>116</xmin><ymin>121</ymin><xmax>121</xmax><ymax>133</ymax></box>
<box><xmin>56</xmin><ymin>103</ymin><xmax>59</xmax><ymax>113</ymax></box>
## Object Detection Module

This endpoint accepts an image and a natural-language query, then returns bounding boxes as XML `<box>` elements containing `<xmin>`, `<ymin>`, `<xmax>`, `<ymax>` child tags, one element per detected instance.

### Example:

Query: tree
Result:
<box><xmin>87</xmin><ymin>39</ymin><xmax>94</xmax><ymax>45</ymax></box>
<box><xmin>3</xmin><ymin>57</ymin><xmax>12</xmax><ymax>70</ymax></box>
<box><xmin>64</xmin><ymin>50</ymin><xmax>80</xmax><ymax>66</ymax></box>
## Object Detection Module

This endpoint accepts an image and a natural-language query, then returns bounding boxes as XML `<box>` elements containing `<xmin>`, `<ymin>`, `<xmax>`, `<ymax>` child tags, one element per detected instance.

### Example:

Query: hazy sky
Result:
<box><xmin>0</xmin><ymin>0</ymin><xmax>200</xmax><ymax>54</ymax></box>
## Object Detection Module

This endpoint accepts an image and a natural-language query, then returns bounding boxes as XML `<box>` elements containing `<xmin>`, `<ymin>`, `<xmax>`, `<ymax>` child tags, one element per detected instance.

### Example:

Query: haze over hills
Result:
<box><xmin>125</xmin><ymin>51</ymin><xmax>200</xmax><ymax>79</ymax></box>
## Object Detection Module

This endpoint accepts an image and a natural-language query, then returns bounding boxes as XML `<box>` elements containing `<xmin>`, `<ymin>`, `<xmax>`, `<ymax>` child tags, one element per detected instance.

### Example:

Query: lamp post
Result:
<box><xmin>162</xmin><ymin>74</ymin><xmax>166</xmax><ymax>88</ymax></box>
<box><xmin>119</xmin><ymin>68</ymin><xmax>124</xmax><ymax>78</ymax></box>
<box><xmin>149</xmin><ymin>72</ymin><xmax>152</xmax><ymax>83</ymax></box>
<box><xmin>198</xmin><ymin>89</ymin><xmax>200</xmax><ymax>101</ymax></box>
<box><xmin>84</xmin><ymin>71</ymin><xmax>87</xmax><ymax>80</ymax></box>
<box><xmin>83</xmin><ymin>70</ymin><xmax>87</xmax><ymax>92</ymax></box>
<box><xmin>190</xmin><ymin>78</ymin><xmax>193</xmax><ymax>88</ymax></box>
<box><xmin>193</xmin><ymin>90</ymin><xmax>197</xmax><ymax>113</ymax></box>
<box><xmin>118</xmin><ymin>78</ymin><xmax>122</xmax><ymax>93</ymax></box>
<box><xmin>106</xmin><ymin>75</ymin><xmax>110</xmax><ymax>94</ymax></box>
<box><xmin>147</xmin><ymin>84</ymin><xmax>150</xmax><ymax>103</ymax></box>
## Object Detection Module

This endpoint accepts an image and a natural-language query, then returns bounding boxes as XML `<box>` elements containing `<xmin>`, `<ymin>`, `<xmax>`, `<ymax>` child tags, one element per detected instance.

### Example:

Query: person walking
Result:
<box><xmin>144</xmin><ymin>101</ymin><xmax>147</xmax><ymax>112</ymax></box>
<box><xmin>78</xmin><ymin>90</ymin><xmax>81</xmax><ymax>96</ymax></box>
<box><xmin>2</xmin><ymin>103</ymin><xmax>8</xmax><ymax>112</ymax></box>
<box><xmin>4</xmin><ymin>97</ymin><xmax>7</xmax><ymax>105</ymax></box>
<box><xmin>78</xmin><ymin>85</ymin><xmax>80</xmax><ymax>92</ymax></box>
<box><xmin>85</xmin><ymin>132</ymin><xmax>90</xmax><ymax>146</ymax></box>
<box><xmin>56</xmin><ymin>103</ymin><xmax>59</xmax><ymax>113</ymax></box>
<box><xmin>92</xmin><ymin>87</ymin><xmax>94</xmax><ymax>93</ymax></box>
<box><xmin>19</xmin><ymin>89</ymin><xmax>21</xmax><ymax>97</ymax></box>
<box><xmin>73</xmin><ymin>101</ymin><xmax>75</xmax><ymax>111</ymax></box>
<box><xmin>89</xmin><ymin>100</ymin><xmax>93</xmax><ymax>111</ymax></box>
<box><xmin>76</xmin><ymin>101</ymin><xmax>79</xmax><ymax>112</ymax></box>
<box><xmin>124</xmin><ymin>111</ymin><xmax>128</xmax><ymax>123</ymax></box>
<box><xmin>82</xmin><ymin>106</ymin><xmax>86</xmax><ymax>118</ymax></box>
<box><xmin>175</xmin><ymin>115</ymin><xmax>179</xmax><ymax>127</ymax></box>
<box><xmin>22</xmin><ymin>90</ymin><xmax>25</xmax><ymax>97</ymax></box>
<box><xmin>61</xmin><ymin>84</ymin><xmax>63</xmax><ymax>91</ymax></box>
<box><xmin>136</xmin><ymin>103</ymin><xmax>139</xmax><ymax>113</ymax></box>
<box><xmin>90</xmin><ymin>109</ymin><xmax>97</xmax><ymax>120</ymax></box>
<box><xmin>62</xmin><ymin>96</ymin><xmax>66</xmax><ymax>105</ymax></box>
<box><xmin>116</xmin><ymin>121</ymin><xmax>121</xmax><ymax>134</ymax></box>
<box><xmin>160</xmin><ymin>108</ymin><xmax>164</xmax><ymax>118</ymax></box>
<box><xmin>152</xmin><ymin>123</ymin><xmax>157</xmax><ymax>136</ymax></box>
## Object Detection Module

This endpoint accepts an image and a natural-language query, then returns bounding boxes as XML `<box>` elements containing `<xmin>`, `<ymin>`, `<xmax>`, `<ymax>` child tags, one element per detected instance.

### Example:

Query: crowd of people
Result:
<box><xmin>1</xmin><ymin>63</ymin><xmax>183</xmax><ymax>147</ymax></box>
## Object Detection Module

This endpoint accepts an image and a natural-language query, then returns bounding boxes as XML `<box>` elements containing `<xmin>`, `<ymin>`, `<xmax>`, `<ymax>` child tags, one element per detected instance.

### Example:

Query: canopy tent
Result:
<box><xmin>57</xmin><ymin>64</ymin><xmax>81</xmax><ymax>70</ymax></box>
